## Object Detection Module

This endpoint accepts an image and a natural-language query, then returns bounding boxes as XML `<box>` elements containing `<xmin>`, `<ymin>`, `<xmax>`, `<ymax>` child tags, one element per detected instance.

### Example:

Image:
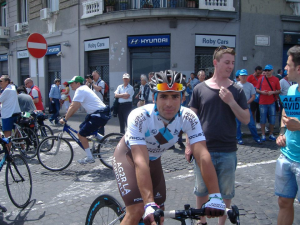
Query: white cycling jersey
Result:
<box><xmin>125</xmin><ymin>104</ymin><xmax>206</xmax><ymax>160</ymax></box>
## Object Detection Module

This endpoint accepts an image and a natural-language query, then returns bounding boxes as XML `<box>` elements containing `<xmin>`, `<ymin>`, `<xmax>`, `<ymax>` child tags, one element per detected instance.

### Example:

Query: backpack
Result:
<box><xmin>104</xmin><ymin>82</ymin><xmax>109</xmax><ymax>94</ymax></box>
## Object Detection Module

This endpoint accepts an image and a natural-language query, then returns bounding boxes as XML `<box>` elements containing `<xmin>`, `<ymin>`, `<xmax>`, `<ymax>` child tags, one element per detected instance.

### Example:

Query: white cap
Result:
<box><xmin>123</xmin><ymin>73</ymin><xmax>130</xmax><ymax>79</ymax></box>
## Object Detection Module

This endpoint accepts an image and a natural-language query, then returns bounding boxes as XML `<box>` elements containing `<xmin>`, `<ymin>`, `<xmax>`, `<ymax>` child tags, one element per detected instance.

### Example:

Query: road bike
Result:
<box><xmin>85</xmin><ymin>194</ymin><xmax>240</xmax><ymax>225</ymax></box>
<box><xmin>0</xmin><ymin>137</ymin><xmax>32</xmax><ymax>210</ymax></box>
<box><xmin>37</xmin><ymin>122</ymin><xmax>123</xmax><ymax>171</ymax></box>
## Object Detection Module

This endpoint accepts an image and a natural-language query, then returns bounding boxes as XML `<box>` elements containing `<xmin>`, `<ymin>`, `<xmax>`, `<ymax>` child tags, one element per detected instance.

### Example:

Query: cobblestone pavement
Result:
<box><xmin>0</xmin><ymin>114</ymin><xmax>299</xmax><ymax>224</ymax></box>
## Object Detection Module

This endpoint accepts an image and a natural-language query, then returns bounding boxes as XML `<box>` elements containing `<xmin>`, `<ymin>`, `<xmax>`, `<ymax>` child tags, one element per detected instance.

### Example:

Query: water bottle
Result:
<box><xmin>96</xmin><ymin>133</ymin><xmax>103</xmax><ymax>141</ymax></box>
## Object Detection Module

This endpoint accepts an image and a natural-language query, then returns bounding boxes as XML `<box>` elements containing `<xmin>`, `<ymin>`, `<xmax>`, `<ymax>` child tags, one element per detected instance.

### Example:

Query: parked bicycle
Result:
<box><xmin>37</xmin><ymin>121</ymin><xmax>123</xmax><ymax>171</ymax></box>
<box><xmin>11</xmin><ymin>113</ymin><xmax>39</xmax><ymax>159</ymax></box>
<box><xmin>85</xmin><ymin>194</ymin><xmax>240</xmax><ymax>225</ymax></box>
<box><xmin>0</xmin><ymin>137</ymin><xmax>32</xmax><ymax>210</ymax></box>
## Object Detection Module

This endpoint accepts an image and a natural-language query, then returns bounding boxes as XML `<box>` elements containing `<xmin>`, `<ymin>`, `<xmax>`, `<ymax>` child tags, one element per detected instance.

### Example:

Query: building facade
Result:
<box><xmin>0</xmin><ymin>0</ymin><xmax>299</xmax><ymax>108</ymax></box>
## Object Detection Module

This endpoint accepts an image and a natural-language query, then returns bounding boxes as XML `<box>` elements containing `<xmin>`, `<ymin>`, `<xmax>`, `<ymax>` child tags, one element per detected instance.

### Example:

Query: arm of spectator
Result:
<box><xmin>247</xmin><ymin>94</ymin><xmax>255</xmax><ymax>105</ymax></box>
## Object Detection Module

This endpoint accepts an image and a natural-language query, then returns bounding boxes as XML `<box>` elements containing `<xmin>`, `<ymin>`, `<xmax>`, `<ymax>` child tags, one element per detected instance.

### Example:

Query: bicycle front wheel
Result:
<box><xmin>97</xmin><ymin>133</ymin><xmax>123</xmax><ymax>169</ymax></box>
<box><xmin>5</xmin><ymin>154</ymin><xmax>32</xmax><ymax>208</ymax></box>
<box><xmin>85</xmin><ymin>194</ymin><xmax>125</xmax><ymax>225</ymax></box>
<box><xmin>36</xmin><ymin>125</ymin><xmax>53</xmax><ymax>141</ymax></box>
<box><xmin>37</xmin><ymin>136</ymin><xmax>74</xmax><ymax>171</ymax></box>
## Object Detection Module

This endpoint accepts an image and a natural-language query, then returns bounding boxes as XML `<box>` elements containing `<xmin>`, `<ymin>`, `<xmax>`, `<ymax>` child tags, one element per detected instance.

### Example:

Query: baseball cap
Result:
<box><xmin>239</xmin><ymin>69</ymin><xmax>248</xmax><ymax>76</ymax></box>
<box><xmin>68</xmin><ymin>76</ymin><xmax>84</xmax><ymax>84</ymax></box>
<box><xmin>63</xmin><ymin>81</ymin><xmax>68</xmax><ymax>85</ymax></box>
<box><xmin>123</xmin><ymin>73</ymin><xmax>130</xmax><ymax>79</ymax></box>
<box><xmin>235</xmin><ymin>70</ymin><xmax>241</xmax><ymax>77</ymax></box>
<box><xmin>264</xmin><ymin>64</ymin><xmax>273</xmax><ymax>70</ymax></box>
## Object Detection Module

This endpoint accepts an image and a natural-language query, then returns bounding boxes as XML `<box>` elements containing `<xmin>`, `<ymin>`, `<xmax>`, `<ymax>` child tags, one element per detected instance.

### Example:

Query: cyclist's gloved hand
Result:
<box><xmin>143</xmin><ymin>202</ymin><xmax>164</xmax><ymax>225</ymax></box>
<box><xmin>202</xmin><ymin>193</ymin><xmax>225</xmax><ymax>217</ymax></box>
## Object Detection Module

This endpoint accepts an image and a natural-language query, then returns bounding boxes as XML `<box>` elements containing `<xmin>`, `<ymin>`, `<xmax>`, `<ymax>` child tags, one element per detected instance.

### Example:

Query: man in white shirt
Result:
<box><xmin>59</xmin><ymin>76</ymin><xmax>110</xmax><ymax>164</ymax></box>
<box><xmin>0</xmin><ymin>75</ymin><xmax>21</xmax><ymax>138</ymax></box>
<box><xmin>114</xmin><ymin>73</ymin><xmax>134</xmax><ymax>133</ymax></box>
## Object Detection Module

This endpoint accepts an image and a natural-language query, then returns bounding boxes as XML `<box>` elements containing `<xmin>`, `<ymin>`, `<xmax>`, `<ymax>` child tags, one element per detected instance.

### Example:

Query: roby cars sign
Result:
<box><xmin>128</xmin><ymin>35</ymin><xmax>170</xmax><ymax>47</ymax></box>
<box><xmin>84</xmin><ymin>38</ymin><xmax>109</xmax><ymax>51</ymax></box>
<box><xmin>196</xmin><ymin>35</ymin><xmax>236</xmax><ymax>48</ymax></box>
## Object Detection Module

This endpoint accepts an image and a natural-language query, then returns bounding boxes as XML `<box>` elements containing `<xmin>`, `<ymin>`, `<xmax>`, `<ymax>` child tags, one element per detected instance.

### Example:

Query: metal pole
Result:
<box><xmin>36</xmin><ymin>58</ymin><xmax>39</xmax><ymax>87</ymax></box>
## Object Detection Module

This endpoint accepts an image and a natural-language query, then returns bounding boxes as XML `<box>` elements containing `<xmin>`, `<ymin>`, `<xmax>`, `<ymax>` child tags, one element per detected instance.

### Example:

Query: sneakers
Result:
<box><xmin>49</xmin><ymin>120</ymin><xmax>55</xmax><ymax>125</ymax></box>
<box><xmin>269</xmin><ymin>134</ymin><xmax>276</xmax><ymax>141</ymax></box>
<box><xmin>77</xmin><ymin>157</ymin><xmax>95</xmax><ymax>164</ymax></box>
<box><xmin>237</xmin><ymin>140</ymin><xmax>244</xmax><ymax>145</ymax></box>
<box><xmin>254</xmin><ymin>139</ymin><xmax>262</xmax><ymax>144</ymax></box>
<box><xmin>261</xmin><ymin>135</ymin><xmax>266</xmax><ymax>142</ymax></box>
<box><xmin>256</xmin><ymin>123</ymin><xmax>261</xmax><ymax>129</ymax></box>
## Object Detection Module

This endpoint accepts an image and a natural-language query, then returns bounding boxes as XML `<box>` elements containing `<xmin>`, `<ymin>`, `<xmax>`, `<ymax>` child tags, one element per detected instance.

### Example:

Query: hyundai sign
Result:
<box><xmin>128</xmin><ymin>35</ymin><xmax>170</xmax><ymax>47</ymax></box>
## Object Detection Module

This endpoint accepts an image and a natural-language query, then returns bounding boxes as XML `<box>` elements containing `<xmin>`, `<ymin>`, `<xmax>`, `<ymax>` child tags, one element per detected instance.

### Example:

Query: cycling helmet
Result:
<box><xmin>149</xmin><ymin>70</ymin><xmax>185</xmax><ymax>93</ymax></box>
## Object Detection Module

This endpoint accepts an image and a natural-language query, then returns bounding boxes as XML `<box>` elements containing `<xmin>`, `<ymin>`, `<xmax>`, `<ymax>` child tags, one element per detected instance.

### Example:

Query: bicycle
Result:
<box><xmin>0</xmin><ymin>137</ymin><xmax>32</xmax><ymax>209</ymax></box>
<box><xmin>30</xmin><ymin>111</ymin><xmax>53</xmax><ymax>142</ymax></box>
<box><xmin>37</xmin><ymin>121</ymin><xmax>123</xmax><ymax>171</ymax></box>
<box><xmin>11</xmin><ymin>114</ymin><xmax>39</xmax><ymax>159</ymax></box>
<box><xmin>85</xmin><ymin>194</ymin><xmax>240</xmax><ymax>225</ymax></box>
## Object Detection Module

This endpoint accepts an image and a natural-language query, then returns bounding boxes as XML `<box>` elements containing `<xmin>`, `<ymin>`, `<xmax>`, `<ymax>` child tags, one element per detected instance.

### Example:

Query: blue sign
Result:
<box><xmin>128</xmin><ymin>35</ymin><xmax>170</xmax><ymax>47</ymax></box>
<box><xmin>46</xmin><ymin>45</ymin><xmax>61</xmax><ymax>55</ymax></box>
<box><xmin>280</xmin><ymin>95</ymin><xmax>300</xmax><ymax>117</ymax></box>
<box><xmin>0</xmin><ymin>54</ymin><xmax>8</xmax><ymax>61</ymax></box>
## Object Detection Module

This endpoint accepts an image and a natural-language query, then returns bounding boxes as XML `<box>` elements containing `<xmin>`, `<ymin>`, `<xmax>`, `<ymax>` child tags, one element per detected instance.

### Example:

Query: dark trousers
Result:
<box><xmin>250</xmin><ymin>101</ymin><xmax>260</xmax><ymax>123</ymax></box>
<box><xmin>50</xmin><ymin>98</ymin><xmax>60</xmax><ymax>124</ymax></box>
<box><xmin>118</xmin><ymin>102</ymin><xmax>132</xmax><ymax>134</ymax></box>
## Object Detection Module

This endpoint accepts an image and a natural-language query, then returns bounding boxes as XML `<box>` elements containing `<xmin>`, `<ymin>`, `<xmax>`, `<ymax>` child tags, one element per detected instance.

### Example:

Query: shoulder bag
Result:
<box><xmin>265</xmin><ymin>76</ymin><xmax>280</xmax><ymax>112</ymax></box>
<box><xmin>254</xmin><ymin>77</ymin><xmax>264</xmax><ymax>103</ymax></box>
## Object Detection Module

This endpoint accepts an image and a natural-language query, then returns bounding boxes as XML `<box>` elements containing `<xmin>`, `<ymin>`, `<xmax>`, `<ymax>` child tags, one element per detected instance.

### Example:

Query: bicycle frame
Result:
<box><xmin>60</xmin><ymin>123</ymin><xmax>99</xmax><ymax>151</ymax></box>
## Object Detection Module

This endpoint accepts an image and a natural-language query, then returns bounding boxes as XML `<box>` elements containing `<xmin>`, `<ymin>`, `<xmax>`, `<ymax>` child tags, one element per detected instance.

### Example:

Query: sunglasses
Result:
<box><xmin>213</xmin><ymin>45</ymin><xmax>228</xmax><ymax>59</ymax></box>
<box><xmin>156</xmin><ymin>83</ymin><xmax>184</xmax><ymax>92</ymax></box>
<box><xmin>264</xmin><ymin>69</ymin><xmax>271</xmax><ymax>72</ymax></box>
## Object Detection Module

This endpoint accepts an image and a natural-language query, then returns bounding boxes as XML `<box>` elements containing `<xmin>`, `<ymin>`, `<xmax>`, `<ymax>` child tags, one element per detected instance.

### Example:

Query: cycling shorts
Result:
<box><xmin>113</xmin><ymin>137</ymin><xmax>166</xmax><ymax>207</ymax></box>
<box><xmin>79</xmin><ymin>114</ymin><xmax>106</xmax><ymax>137</ymax></box>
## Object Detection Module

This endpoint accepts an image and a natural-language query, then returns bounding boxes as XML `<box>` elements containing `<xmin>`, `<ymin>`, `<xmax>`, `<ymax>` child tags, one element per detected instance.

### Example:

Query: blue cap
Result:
<box><xmin>239</xmin><ymin>69</ymin><xmax>248</xmax><ymax>76</ymax></box>
<box><xmin>264</xmin><ymin>64</ymin><xmax>273</xmax><ymax>70</ymax></box>
<box><xmin>235</xmin><ymin>70</ymin><xmax>241</xmax><ymax>77</ymax></box>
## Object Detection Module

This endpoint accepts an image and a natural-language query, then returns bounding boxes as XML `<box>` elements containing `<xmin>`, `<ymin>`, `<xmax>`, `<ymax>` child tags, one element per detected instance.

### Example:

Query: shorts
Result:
<box><xmin>194</xmin><ymin>151</ymin><xmax>237</xmax><ymax>199</ymax></box>
<box><xmin>275</xmin><ymin>154</ymin><xmax>300</xmax><ymax>201</ymax></box>
<box><xmin>113</xmin><ymin>137</ymin><xmax>166</xmax><ymax>207</ymax></box>
<box><xmin>2</xmin><ymin>115</ymin><xmax>18</xmax><ymax>132</ymax></box>
<box><xmin>79</xmin><ymin>114</ymin><xmax>107</xmax><ymax>137</ymax></box>
<box><xmin>259</xmin><ymin>103</ymin><xmax>276</xmax><ymax>125</ymax></box>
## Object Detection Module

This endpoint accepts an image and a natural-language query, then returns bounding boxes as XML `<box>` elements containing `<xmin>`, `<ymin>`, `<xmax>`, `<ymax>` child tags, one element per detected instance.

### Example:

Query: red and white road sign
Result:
<box><xmin>27</xmin><ymin>33</ymin><xmax>48</xmax><ymax>58</ymax></box>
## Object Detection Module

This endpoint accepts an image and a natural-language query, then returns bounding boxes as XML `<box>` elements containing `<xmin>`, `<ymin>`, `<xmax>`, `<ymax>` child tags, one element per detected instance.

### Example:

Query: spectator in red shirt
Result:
<box><xmin>256</xmin><ymin>65</ymin><xmax>281</xmax><ymax>141</ymax></box>
<box><xmin>247</xmin><ymin>66</ymin><xmax>263</xmax><ymax>129</ymax></box>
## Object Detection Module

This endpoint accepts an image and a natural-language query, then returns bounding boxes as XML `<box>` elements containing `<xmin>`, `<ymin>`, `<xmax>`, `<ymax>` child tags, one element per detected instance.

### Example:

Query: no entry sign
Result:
<box><xmin>27</xmin><ymin>33</ymin><xmax>48</xmax><ymax>58</ymax></box>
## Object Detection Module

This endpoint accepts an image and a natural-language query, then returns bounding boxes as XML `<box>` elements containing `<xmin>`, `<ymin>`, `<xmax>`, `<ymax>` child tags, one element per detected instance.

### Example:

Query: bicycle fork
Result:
<box><xmin>54</xmin><ymin>133</ymin><xmax>64</xmax><ymax>155</ymax></box>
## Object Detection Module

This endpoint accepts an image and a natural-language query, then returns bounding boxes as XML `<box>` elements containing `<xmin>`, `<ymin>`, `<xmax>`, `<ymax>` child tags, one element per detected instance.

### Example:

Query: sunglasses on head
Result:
<box><xmin>213</xmin><ymin>45</ymin><xmax>228</xmax><ymax>59</ymax></box>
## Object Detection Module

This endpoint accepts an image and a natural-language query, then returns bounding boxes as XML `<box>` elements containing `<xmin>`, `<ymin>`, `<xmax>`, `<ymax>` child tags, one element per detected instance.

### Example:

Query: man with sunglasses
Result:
<box><xmin>255</xmin><ymin>65</ymin><xmax>281</xmax><ymax>141</ymax></box>
<box><xmin>187</xmin><ymin>46</ymin><xmax>250</xmax><ymax>225</ymax></box>
<box><xmin>112</xmin><ymin>70</ymin><xmax>226</xmax><ymax>225</ymax></box>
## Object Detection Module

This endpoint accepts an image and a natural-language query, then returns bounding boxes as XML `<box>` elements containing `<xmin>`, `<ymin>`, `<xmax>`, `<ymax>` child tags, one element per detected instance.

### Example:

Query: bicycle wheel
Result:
<box><xmin>5</xmin><ymin>154</ymin><xmax>32</xmax><ymax>208</ymax></box>
<box><xmin>36</xmin><ymin>125</ymin><xmax>53</xmax><ymax>142</ymax></box>
<box><xmin>85</xmin><ymin>194</ymin><xmax>125</xmax><ymax>225</ymax></box>
<box><xmin>97</xmin><ymin>133</ymin><xmax>123</xmax><ymax>169</ymax></box>
<box><xmin>13</xmin><ymin>127</ymin><xmax>39</xmax><ymax>159</ymax></box>
<box><xmin>37</xmin><ymin>136</ymin><xmax>74</xmax><ymax>171</ymax></box>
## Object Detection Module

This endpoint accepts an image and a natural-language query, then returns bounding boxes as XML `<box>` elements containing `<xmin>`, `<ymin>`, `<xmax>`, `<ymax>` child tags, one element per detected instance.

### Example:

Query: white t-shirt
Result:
<box><xmin>280</xmin><ymin>78</ymin><xmax>292</xmax><ymax>96</ymax></box>
<box><xmin>92</xmin><ymin>78</ymin><xmax>105</xmax><ymax>101</ymax></box>
<box><xmin>0</xmin><ymin>84</ymin><xmax>21</xmax><ymax>119</ymax></box>
<box><xmin>73</xmin><ymin>85</ymin><xmax>106</xmax><ymax>114</ymax></box>
<box><xmin>125</xmin><ymin>104</ymin><xmax>206</xmax><ymax>160</ymax></box>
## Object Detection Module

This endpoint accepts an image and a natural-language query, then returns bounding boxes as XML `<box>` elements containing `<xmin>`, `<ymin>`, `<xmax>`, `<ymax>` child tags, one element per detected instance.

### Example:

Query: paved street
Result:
<box><xmin>0</xmin><ymin>113</ymin><xmax>300</xmax><ymax>224</ymax></box>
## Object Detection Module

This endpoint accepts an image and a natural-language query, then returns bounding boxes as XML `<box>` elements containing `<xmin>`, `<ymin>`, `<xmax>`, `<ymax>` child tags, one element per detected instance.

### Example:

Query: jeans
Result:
<box><xmin>259</xmin><ymin>103</ymin><xmax>276</xmax><ymax>125</ymax></box>
<box><xmin>49</xmin><ymin>98</ymin><xmax>60</xmax><ymax>123</ymax></box>
<box><xmin>236</xmin><ymin>109</ymin><xmax>260</xmax><ymax>141</ymax></box>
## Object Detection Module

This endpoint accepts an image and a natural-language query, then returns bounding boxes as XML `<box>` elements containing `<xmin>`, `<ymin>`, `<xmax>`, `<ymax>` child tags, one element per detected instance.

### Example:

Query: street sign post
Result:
<box><xmin>27</xmin><ymin>33</ymin><xmax>48</xmax><ymax>87</ymax></box>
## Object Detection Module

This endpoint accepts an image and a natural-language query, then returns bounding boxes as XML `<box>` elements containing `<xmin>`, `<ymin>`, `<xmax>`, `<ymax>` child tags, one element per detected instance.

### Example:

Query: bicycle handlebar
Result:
<box><xmin>155</xmin><ymin>205</ymin><xmax>240</xmax><ymax>225</ymax></box>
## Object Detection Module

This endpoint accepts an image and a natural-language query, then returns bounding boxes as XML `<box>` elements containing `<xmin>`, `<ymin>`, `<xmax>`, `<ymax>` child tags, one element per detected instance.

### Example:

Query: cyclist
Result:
<box><xmin>112</xmin><ymin>70</ymin><xmax>226</xmax><ymax>225</ymax></box>
<box><xmin>59</xmin><ymin>76</ymin><xmax>110</xmax><ymax>164</ymax></box>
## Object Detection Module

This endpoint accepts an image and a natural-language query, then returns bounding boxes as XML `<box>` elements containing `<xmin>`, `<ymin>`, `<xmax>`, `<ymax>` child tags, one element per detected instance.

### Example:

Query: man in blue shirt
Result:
<box><xmin>49</xmin><ymin>78</ymin><xmax>61</xmax><ymax>125</ymax></box>
<box><xmin>276</xmin><ymin>45</ymin><xmax>300</xmax><ymax>225</ymax></box>
<box><xmin>187</xmin><ymin>72</ymin><xmax>200</xmax><ymax>90</ymax></box>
